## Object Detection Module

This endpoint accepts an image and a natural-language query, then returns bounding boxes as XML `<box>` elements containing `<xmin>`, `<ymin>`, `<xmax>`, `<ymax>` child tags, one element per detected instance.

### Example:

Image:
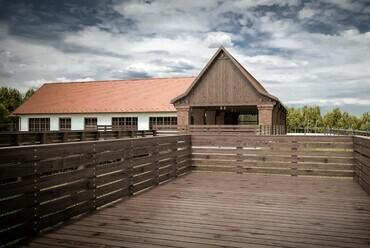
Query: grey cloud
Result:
<box><xmin>0</xmin><ymin>0</ymin><xmax>369</xmax><ymax>115</ymax></box>
<box><xmin>125</xmin><ymin>70</ymin><xmax>152</xmax><ymax>79</ymax></box>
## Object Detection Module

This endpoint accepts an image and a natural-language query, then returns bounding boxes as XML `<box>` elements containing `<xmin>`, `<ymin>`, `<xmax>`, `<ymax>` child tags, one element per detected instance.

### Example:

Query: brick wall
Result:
<box><xmin>176</xmin><ymin>106</ymin><xmax>190</xmax><ymax>126</ymax></box>
<box><xmin>257</xmin><ymin>105</ymin><xmax>274</xmax><ymax>126</ymax></box>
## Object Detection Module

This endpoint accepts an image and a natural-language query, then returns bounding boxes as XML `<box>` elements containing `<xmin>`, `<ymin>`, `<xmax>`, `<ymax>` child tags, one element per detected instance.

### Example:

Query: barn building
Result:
<box><xmin>13</xmin><ymin>46</ymin><xmax>287</xmax><ymax>132</ymax></box>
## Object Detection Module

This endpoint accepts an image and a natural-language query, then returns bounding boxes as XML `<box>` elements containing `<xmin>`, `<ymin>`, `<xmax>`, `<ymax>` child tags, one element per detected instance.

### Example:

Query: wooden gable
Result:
<box><xmin>172</xmin><ymin>47</ymin><xmax>278</xmax><ymax>107</ymax></box>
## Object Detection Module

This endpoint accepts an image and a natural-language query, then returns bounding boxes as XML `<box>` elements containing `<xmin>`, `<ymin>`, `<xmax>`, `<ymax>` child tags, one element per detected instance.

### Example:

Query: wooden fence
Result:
<box><xmin>0</xmin><ymin>130</ymin><xmax>157</xmax><ymax>147</ymax></box>
<box><xmin>289</xmin><ymin>127</ymin><xmax>370</xmax><ymax>137</ymax></box>
<box><xmin>158</xmin><ymin>125</ymin><xmax>286</xmax><ymax>135</ymax></box>
<box><xmin>354</xmin><ymin>136</ymin><xmax>370</xmax><ymax>194</ymax></box>
<box><xmin>191</xmin><ymin>135</ymin><xmax>354</xmax><ymax>178</ymax></box>
<box><xmin>0</xmin><ymin>135</ymin><xmax>191</xmax><ymax>247</ymax></box>
<box><xmin>97</xmin><ymin>125</ymin><xmax>138</xmax><ymax>131</ymax></box>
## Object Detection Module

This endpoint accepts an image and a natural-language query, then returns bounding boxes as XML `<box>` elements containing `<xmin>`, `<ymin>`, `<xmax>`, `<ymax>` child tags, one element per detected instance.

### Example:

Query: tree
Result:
<box><xmin>323</xmin><ymin>107</ymin><xmax>342</xmax><ymax>128</ymax></box>
<box><xmin>287</xmin><ymin>106</ymin><xmax>367</xmax><ymax>131</ymax></box>
<box><xmin>286</xmin><ymin>107</ymin><xmax>303</xmax><ymax>130</ymax></box>
<box><xmin>301</xmin><ymin>105</ymin><xmax>323</xmax><ymax>128</ymax></box>
<box><xmin>0</xmin><ymin>87</ymin><xmax>23</xmax><ymax>113</ymax></box>
<box><xmin>0</xmin><ymin>87</ymin><xmax>37</xmax><ymax>131</ymax></box>
<box><xmin>0</xmin><ymin>103</ymin><xmax>10</xmax><ymax>131</ymax></box>
<box><xmin>23</xmin><ymin>88</ymin><xmax>37</xmax><ymax>102</ymax></box>
<box><xmin>359</xmin><ymin>112</ymin><xmax>370</xmax><ymax>131</ymax></box>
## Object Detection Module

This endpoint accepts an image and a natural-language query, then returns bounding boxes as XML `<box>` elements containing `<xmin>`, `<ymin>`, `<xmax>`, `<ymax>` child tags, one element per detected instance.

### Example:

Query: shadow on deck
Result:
<box><xmin>22</xmin><ymin>172</ymin><xmax>370</xmax><ymax>248</ymax></box>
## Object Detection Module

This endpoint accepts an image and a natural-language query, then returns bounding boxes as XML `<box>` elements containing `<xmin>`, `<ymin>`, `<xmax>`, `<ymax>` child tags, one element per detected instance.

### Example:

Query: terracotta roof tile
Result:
<box><xmin>13</xmin><ymin>77</ymin><xmax>195</xmax><ymax>114</ymax></box>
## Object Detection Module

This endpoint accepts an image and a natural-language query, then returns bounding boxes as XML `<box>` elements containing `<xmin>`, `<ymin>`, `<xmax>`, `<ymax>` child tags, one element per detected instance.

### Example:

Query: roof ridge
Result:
<box><xmin>44</xmin><ymin>76</ymin><xmax>196</xmax><ymax>85</ymax></box>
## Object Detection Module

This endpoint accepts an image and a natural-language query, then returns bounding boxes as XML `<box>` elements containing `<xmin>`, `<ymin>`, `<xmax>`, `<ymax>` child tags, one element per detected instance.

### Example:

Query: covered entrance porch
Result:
<box><xmin>171</xmin><ymin>46</ymin><xmax>287</xmax><ymax>134</ymax></box>
<box><xmin>191</xmin><ymin>105</ymin><xmax>258</xmax><ymax>125</ymax></box>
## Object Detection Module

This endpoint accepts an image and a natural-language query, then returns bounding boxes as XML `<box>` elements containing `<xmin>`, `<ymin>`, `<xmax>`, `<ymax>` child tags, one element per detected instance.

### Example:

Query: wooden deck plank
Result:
<box><xmin>21</xmin><ymin>172</ymin><xmax>370</xmax><ymax>248</ymax></box>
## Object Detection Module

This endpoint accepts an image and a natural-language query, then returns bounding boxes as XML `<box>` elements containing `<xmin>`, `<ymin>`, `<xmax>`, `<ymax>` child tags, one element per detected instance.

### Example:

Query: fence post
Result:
<box><xmin>175</xmin><ymin>136</ymin><xmax>179</xmax><ymax>177</ymax></box>
<box><xmin>291</xmin><ymin>140</ymin><xmax>298</xmax><ymax>176</ymax></box>
<box><xmin>236</xmin><ymin>136</ymin><xmax>243</xmax><ymax>173</ymax></box>
<box><xmin>41</xmin><ymin>132</ymin><xmax>47</xmax><ymax>144</ymax></box>
<box><xmin>92</xmin><ymin>143</ymin><xmax>97</xmax><ymax>210</ymax></box>
<box><xmin>15</xmin><ymin>133</ymin><xmax>22</xmax><ymax>146</ymax></box>
<box><xmin>33</xmin><ymin>148</ymin><xmax>40</xmax><ymax>235</ymax></box>
<box><xmin>156</xmin><ymin>137</ymin><xmax>160</xmax><ymax>184</ymax></box>
<box><xmin>129</xmin><ymin>140</ymin><xmax>134</xmax><ymax>195</ymax></box>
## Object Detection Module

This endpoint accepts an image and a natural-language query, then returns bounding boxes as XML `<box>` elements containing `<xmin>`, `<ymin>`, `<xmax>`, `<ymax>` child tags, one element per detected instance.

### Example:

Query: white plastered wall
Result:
<box><xmin>18</xmin><ymin>112</ymin><xmax>177</xmax><ymax>131</ymax></box>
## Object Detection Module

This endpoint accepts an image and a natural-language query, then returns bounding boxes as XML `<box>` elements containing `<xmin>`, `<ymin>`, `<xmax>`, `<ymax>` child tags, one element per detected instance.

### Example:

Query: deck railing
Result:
<box><xmin>158</xmin><ymin>125</ymin><xmax>286</xmax><ymax>135</ymax></box>
<box><xmin>354</xmin><ymin>136</ymin><xmax>370</xmax><ymax>194</ymax></box>
<box><xmin>191</xmin><ymin>134</ymin><xmax>354</xmax><ymax>178</ymax></box>
<box><xmin>97</xmin><ymin>125</ymin><xmax>138</xmax><ymax>131</ymax></box>
<box><xmin>288</xmin><ymin>127</ymin><xmax>370</xmax><ymax>136</ymax></box>
<box><xmin>0</xmin><ymin>130</ymin><xmax>157</xmax><ymax>147</ymax></box>
<box><xmin>0</xmin><ymin>135</ymin><xmax>191</xmax><ymax>246</ymax></box>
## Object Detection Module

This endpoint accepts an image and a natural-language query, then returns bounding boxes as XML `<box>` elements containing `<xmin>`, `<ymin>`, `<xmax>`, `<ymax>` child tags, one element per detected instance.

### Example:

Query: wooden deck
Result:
<box><xmin>21</xmin><ymin>172</ymin><xmax>370</xmax><ymax>248</ymax></box>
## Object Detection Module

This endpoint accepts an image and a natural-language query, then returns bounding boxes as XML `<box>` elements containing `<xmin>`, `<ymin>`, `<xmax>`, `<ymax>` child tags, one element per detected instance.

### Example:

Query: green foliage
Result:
<box><xmin>288</xmin><ymin>105</ymin><xmax>369</xmax><ymax>131</ymax></box>
<box><xmin>287</xmin><ymin>107</ymin><xmax>303</xmax><ymax>129</ymax></box>
<box><xmin>0</xmin><ymin>103</ymin><xmax>10</xmax><ymax>131</ymax></box>
<box><xmin>0</xmin><ymin>87</ymin><xmax>37</xmax><ymax>131</ymax></box>
<box><xmin>23</xmin><ymin>88</ymin><xmax>37</xmax><ymax>102</ymax></box>
<box><xmin>0</xmin><ymin>87</ymin><xmax>23</xmax><ymax>113</ymax></box>
<box><xmin>359</xmin><ymin>112</ymin><xmax>370</xmax><ymax>131</ymax></box>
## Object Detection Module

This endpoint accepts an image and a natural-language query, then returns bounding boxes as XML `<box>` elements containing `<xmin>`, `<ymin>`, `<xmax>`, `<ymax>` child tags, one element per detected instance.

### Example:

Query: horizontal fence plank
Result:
<box><xmin>192</xmin><ymin>154</ymin><xmax>353</xmax><ymax>164</ymax></box>
<box><xmin>0</xmin><ymin>130</ymin><xmax>159</xmax><ymax>147</ymax></box>
<box><xmin>192</xmin><ymin>160</ymin><xmax>353</xmax><ymax>171</ymax></box>
<box><xmin>191</xmin><ymin>134</ymin><xmax>355</xmax><ymax>178</ymax></box>
<box><xmin>192</xmin><ymin>148</ymin><xmax>353</xmax><ymax>157</ymax></box>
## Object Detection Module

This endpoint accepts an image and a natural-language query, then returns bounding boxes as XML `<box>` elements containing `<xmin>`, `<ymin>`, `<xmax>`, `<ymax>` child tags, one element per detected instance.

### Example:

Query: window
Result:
<box><xmin>29</xmin><ymin>118</ymin><xmax>50</xmax><ymax>131</ymax></box>
<box><xmin>59</xmin><ymin>118</ymin><xmax>71</xmax><ymax>131</ymax></box>
<box><xmin>85</xmin><ymin>118</ymin><xmax>97</xmax><ymax>130</ymax></box>
<box><xmin>112</xmin><ymin>117</ymin><xmax>138</xmax><ymax>130</ymax></box>
<box><xmin>149</xmin><ymin>117</ymin><xmax>177</xmax><ymax>129</ymax></box>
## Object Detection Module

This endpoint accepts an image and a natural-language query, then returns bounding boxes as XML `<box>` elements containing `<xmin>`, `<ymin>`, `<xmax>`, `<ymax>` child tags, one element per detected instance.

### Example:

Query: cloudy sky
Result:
<box><xmin>0</xmin><ymin>0</ymin><xmax>369</xmax><ymax>115</ymax></box>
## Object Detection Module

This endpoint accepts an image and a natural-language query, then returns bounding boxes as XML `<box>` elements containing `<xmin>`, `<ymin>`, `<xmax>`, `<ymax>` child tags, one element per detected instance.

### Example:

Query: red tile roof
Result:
<box><xmin>13</xmin><ymin>77</ymin><xmax>195</xmax><ymax>114</ymax></box>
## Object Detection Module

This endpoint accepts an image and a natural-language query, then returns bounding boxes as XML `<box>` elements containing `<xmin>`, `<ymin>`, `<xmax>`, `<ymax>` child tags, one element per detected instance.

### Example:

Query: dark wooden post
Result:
<box><xmin>33</xmin><ymin>147</ymin><xmax>40</xmax><ymax>234</ymax></box>
<box><xmin>129</xmin><ymin>140</ymin><xmax>134</xmax><ymax>196</ymax></box>
<box><xmin>41</xmin><ymin>132</ymin><xmax>47</xmax><ymax>144</ymax></box>
<box><xmin>62</xmin><ymin>132</ymin><xmax>67</xmax><ymax>143</ymax></box>
<box><xmin>236</xmin><ymin>145</ymin><xmax>243</xmax><ymax>174</ymax></box>
<box><xmin>155</xmin><ymin>137</ymin><xmax>160</xmax><ymax>185</ymax></box>
<box><xmin>92</xmin><ymin>143</ymin><xmax>97</xmax><ymax>210</ymax></box>
<box><xmin>175</xmin><ymin>136</ymin><xmax>179</xmax><ymax>177</ymax></box>
<box><xmin>15</xmin><ymin>133</ymin><xmax>22</xmax><ymax>146</ymax></box>
<box><xmin>291</xmin><ymin>140</ymin><xmax>298</xmax><ymax>176</ymax></box>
